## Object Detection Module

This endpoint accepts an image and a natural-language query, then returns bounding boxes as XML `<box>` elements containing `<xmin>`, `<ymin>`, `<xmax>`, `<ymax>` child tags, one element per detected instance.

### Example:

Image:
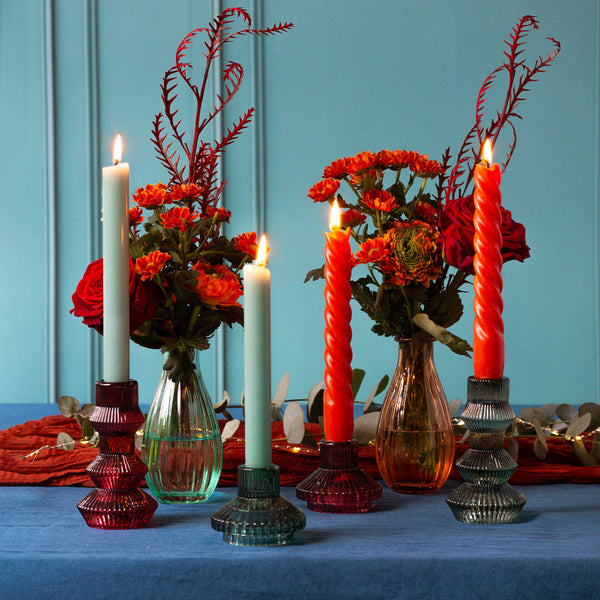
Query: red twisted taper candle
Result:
<box><xmin>472</xmin><ymin>139</ymin><xmax>505</xmax><ymax>379</ymax></box>
<box><xmin>323</xmin><ymin>201</ymin><xmax>354</xmax><ymax>441</ymax></box>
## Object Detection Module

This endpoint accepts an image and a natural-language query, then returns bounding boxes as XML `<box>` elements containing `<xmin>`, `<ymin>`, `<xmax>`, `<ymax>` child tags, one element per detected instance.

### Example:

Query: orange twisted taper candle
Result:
<box><xmin>323</xmin><ymin>201</ymin><xmax>354</xmax><ymax>441</ymax></box>
<box><xmin>473</xmin><ymin>139</ymin><xmax>505</xmax><ymax>379</ymax></box>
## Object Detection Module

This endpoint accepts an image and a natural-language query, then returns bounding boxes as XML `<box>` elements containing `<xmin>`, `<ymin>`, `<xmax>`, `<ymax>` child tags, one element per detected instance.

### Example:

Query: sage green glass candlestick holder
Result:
<box><xmin>446</xmin><ymin>376</ymin><xmax>525</xmax><ymax>524</ymax></box>
<box><xmin>211</xmin><ymin>465</ymin><xmax>306</xmax><ymax>546</ymax></box>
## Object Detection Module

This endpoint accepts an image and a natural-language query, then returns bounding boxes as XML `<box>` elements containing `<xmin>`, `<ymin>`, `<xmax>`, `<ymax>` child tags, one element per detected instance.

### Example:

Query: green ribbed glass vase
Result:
<box><xmin>141</xmin><ymin>347</ymin><xmax>223</xmax><ymax>504</ymax></box>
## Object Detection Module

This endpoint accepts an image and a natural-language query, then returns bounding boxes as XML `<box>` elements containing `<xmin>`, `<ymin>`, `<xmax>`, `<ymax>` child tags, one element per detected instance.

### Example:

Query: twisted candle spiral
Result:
<box><xmin>323</xmin><ymin>227</ymin><xmax>354</xmax><ymax>441</ymax></box>
<box><xmin>473</xmin><ymin>161</ymin><xmax>505</xmax><ymax>379</ymax></box>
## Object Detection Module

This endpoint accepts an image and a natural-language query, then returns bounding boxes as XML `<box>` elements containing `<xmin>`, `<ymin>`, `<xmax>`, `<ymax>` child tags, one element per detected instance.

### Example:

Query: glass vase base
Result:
<box><xmin>296</xmin><ymin>441</ymin><xmax>383</xmax><ymax>513</ymax></box>
<box><xmin>77</xmin><ymin>488</ymin><xmax>158</xmax><ymax>530</ymax></box>
<box><xmin>446</xmin><ymin>482</ymin><xmax>526</xmax><ymax>524</ymax></box>
<box><xmin>211</xmin><ymin>465</ymin><xmax>306</xmax><ymax>546</ymax></box>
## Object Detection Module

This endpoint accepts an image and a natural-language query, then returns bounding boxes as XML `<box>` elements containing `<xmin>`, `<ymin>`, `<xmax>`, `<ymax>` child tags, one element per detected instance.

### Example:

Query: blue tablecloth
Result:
<box><xmin>1</xmin><ymin>405</ymin><xmax>599</xmax><ymax>599</ymax></box>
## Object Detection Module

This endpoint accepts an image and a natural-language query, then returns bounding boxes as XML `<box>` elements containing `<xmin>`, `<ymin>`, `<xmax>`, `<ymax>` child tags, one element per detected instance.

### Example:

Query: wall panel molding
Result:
<box><xmin>42</xmin><ymin>0</ymin><xmax>57</xmax><ymax>404</ymax></box>
<box><xmin>84</xmin><ymin>0</ymin><xmax>102</xmax><ymax>396</ymax></box>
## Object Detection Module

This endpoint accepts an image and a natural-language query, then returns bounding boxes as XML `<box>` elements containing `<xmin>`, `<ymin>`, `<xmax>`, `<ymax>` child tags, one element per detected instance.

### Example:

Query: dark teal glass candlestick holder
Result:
<box><xmin>211</xmin><ymin>464</ymin><xmax>306</xmax><ymax>546</ymax></box>
<box><xmin>296</xmin><ymin>440</ymin><xmax>382</xmax><ymax>513</ymax></box>
<box><xmin>446</xmin><ymin>376</ymin><xmax>526</xmax><ymax>524</ymax></box>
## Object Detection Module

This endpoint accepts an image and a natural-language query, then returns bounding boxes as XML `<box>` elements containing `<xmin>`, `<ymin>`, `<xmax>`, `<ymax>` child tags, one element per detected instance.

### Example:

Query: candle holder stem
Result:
<box><xmin>296</xmin><ymin>440</ymin><xmax>382</xmax><ymax>513</ymax></box>
<box><xmin>77</xmin><ymin>381</ymin><xmax>157</xmax><ymax>529</ymax></box>
<box><xmin>211</xmin><ymin>465</ymin><xmax>306</xmax><ymax>546</ymax></box>
<box><xmin>446</xmin><ymin>376</ymin><xmax>525</xmax><ymax>524</ymax></box>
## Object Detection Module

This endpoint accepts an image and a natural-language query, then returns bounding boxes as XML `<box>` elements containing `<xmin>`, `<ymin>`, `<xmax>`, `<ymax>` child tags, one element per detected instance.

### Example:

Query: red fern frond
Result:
<box><xmin>150</xmin><ymin>114</ymin><xmax>186</xmax><ymax>184</ymax></box>
<box><xmin>214</xmin><ymin>108</ymin><xmax>255</xmax><ymax>154</ymax></box>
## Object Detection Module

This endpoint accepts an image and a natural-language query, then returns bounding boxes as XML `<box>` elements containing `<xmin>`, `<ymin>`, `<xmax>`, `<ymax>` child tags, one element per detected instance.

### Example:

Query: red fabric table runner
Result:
<box><xmin>1</xmin><ymin>415</ymin><xmax>599</xmax><ymax>486</ymax></box>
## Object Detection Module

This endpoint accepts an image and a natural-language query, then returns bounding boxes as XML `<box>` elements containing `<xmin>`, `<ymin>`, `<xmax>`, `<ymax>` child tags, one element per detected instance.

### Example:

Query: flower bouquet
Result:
<box><xmin>72</xmin><ymin>7</ymin><xmax>292</xmax><ymax>503</ymax></box>
<box><xmin>306</xmin><ymin>15</ymin><xmax>559</xmax><ymax>493</ymax></box>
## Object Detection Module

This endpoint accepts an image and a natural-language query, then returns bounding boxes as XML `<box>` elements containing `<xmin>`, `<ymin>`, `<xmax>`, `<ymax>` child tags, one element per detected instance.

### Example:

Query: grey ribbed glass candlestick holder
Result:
<box><xmin>446</xmin><ymin>376</ymin><xmax>525</xmax><ymax>524</ymax></box>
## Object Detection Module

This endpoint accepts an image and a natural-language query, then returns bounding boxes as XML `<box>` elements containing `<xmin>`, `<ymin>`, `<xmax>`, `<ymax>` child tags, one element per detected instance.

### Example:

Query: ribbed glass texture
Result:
<box><xmin>141</xmin><ymin>349</ymin><xmax>223</xmax><ymax>504</ymax></box>
<box><xmin>375</xmin><ymin>340</ymin><xmax>455</xmax><ymax>494</ymax></box>
<box><xmin>295</xmin><ymin>441</ymin><xmax>382</xmax><ymax>513</ymax></box>
<box><xmin>211</xmin><ymin>466</ymin><xmax>306</xmax><ymax>546</ymax></box>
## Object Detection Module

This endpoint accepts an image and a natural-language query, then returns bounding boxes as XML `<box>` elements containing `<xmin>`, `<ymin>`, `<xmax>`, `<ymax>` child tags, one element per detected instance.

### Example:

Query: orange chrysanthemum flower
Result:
<box><xmin>160</xmin><ymin>206</ymin><xmax>200</xmax><ymax>232</ymax></box>
<box><xmin>390</xmin><ymin>149</ymin><xmax>416</xmax><ymax>170</ymax></box>
<box><xmin>341</xmin><ymin>208</ymin><xmax>367</xmax><ymax>228</ymax></box>
<box><xmin>414</xmin><ymin>201</ymin><xmax>437</xmax><ymax>225</ymax></box>
<box><xmin>132</xmin><ymin>183</ymin><xmax>171</xmax><ymax>209</ymax></box>
<box><xmin>323</xmin><ymin>158</ymin><xmax>349</xmax><ymax>179</ymax></box>
<box><xmin>308</xmin><ymin>178</ymin><xmax>341</xmax><ymax>203</ymax></box>
<box><xmin>410</xmin><ymin>154</ymin><xmax>444</xmax><ymax>178</ymax></box>
<box><xmin>233</xmin><ymin>232</ymin><xmax>258</xmax><ymax>257</ymax></box>
<box><xmin>170</xmin><ymin>183</ymin><xmax>204</xmax><ymax>202</ymax></box>
<box><xmin>354</xmin><ymin>236</ymin><xmax>393</xmax><ymax>265</ymax></box>
<box><xmin>205</xmin><ymin>206</ymin><xmax>231</xmax><ymax>222</ymax></box>
<box><xmin>134</xmin><ymin>250</ymin><xmax>171</xmax><ymax>281</ymax></box>
<box><xmin>361</xmin><ymin>189</ymin><xmax>398</xmax><ymax>212</ymax></box>
<box><xmin>346</xmin><ymin>151</ymin><xmax>377</xmax><ymax>175</ymax></box>
<box><xmin>190</xmin><ymin>262</ymin><xmax>243</xmax><ymax>308</ymax></box>
<box><xmin>129</xmin><ymin>206</ymin><xmax>144</xmax><ymax>225</ymax></box>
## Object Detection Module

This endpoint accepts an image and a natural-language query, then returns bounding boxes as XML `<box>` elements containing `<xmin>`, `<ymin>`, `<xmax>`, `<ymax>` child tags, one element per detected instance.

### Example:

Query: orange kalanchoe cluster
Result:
<box><xmin>308</xmin><ymin>178</ymin><xmax>341</xmax><ymax>203</ymax></box>
<box><xmin>362</xmin><ymin>189</ymin><xmax>398</xmax><ymax>212</ymax></box>
<box><xmin>169</xmin><ymin>183</ymin><xmax>204</xmax><ymax>202</ymax></box>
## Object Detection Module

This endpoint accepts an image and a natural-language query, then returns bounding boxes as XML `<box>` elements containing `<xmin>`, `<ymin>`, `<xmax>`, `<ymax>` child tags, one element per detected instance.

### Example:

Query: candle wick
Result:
<box><xmin>113</xmin><ymin>158</ymin><xmax>120</xmax><ymax>166</ymax></box>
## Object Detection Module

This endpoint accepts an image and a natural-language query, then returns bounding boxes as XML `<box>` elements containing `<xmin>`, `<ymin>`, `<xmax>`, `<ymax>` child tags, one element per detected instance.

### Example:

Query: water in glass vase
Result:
<box><xmin>144</xmin><ymin>431</ymin><xmax>222</xmax><ymax>504</ymax></box>
<box><xmin>376</xmin><ymin>428</ymin><xmax>455</xmax><ymax>494</ymax></box>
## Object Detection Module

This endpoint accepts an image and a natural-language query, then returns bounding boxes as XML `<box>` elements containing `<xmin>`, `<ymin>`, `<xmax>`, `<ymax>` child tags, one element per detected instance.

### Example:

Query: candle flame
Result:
<box><xmin>255</xmin><ymin>234</ymin><xmax>269</xmax><ymax>267</ymax></box>
<box><xmin>482</xmin><ymin>138</ymin><xmax>493</xmax><ymax>165</ymax></box>
<box><xmin>113</xmin><ymin>134</ymin><xmax>123</xmax><ymax>165</ymax></box>
<box><xmin>329</xmin><ymin>199</ymin><xmax>341</xmax><ymax>230</ymax></box>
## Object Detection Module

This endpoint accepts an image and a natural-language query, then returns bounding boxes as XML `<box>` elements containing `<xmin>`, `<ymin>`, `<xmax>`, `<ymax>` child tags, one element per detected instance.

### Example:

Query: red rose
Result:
<box><xmin>71</xmin><ymin>258</ymin><xmax>161</xmax><ymax>333</ymax></box>
<box><xmin>440</xmin><ymin>194</ymin><xmax>530</xmax><ymax>274</ymax></box>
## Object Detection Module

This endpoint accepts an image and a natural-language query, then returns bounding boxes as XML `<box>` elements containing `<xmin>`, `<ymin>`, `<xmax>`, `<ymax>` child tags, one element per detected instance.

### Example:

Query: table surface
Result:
<box><xmin>1</xmin><ymin>404</ymin><xmax>600</xmax><ymax>600</ymax></box>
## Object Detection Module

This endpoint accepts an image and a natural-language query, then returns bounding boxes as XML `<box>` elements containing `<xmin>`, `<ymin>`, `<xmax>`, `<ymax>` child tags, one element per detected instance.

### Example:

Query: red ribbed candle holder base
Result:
<box><xmin>296</xmin><ymin>440</ymin><xmax>382</xmax><ymax>513</ymax></box>
<box><xmin>77</xmin><ymin>380</ymin><xmax>158</xmax><ymax>529</ymax></box>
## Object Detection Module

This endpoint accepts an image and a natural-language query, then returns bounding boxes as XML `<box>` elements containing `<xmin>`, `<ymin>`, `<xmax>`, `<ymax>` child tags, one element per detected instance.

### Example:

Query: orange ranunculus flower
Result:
<box><xmin>410</xmin><ymin>154</ymin><xmax>444</xmax><ymax>178</ymax></box>
<box><xmin>205</xmin><ymin>206</ymin><xmax>231</xmax><ymax>222</ymax></box>
<box><xmin>160</xmin><ymin>206</ymin><xmax>200</xmax><ymax>231</ymax></box>
<box><xmin>190</xmin><ymin>262</ymin><xmax>243</xmax><ymax>308</ymax></box>
<box><xmin>385</xmin><ymin>220</ymin><xmax>443</xmax><ymax>287</ymax></box>
<box><xmin>170</xmin><ymin>183</ymin><xmax>204</xmax><ymax>202</ymax></box>
<box><xmin>354</xmin><ymin>235</ymin><xmax>393</xmax><ymax>266</ymax></box>
<box><xmin>361</xmin><ymin>189</ymin><xmax>398</xmax><ymax>212</ymax></box>
<box><xmin>135</xmin><ymin>250</ymin><xmax>171</xmax><ymax>281</ymax></box>
<box><xmin>129</xmin><ymin>206</ymin><xmax>144</xmax><ymax>225</ymax></box>
<box><xmin>308</xmin><ymin>178</ymin><xmax>341</xmax><ymax>203</ymax></box>
<box><xmin>233</xmin><ymin>232</ymin><xmax>258</xmax><ymax>257</ymax></box>
<box><xmin>132</xmin><ymin>182</ymin><xmax>171</xmax><ymax>209</ymax></box>
<box><xmin>323</xmin><ymin>158</ymin><xmax>349</xmax><ymax>179</ymax></box>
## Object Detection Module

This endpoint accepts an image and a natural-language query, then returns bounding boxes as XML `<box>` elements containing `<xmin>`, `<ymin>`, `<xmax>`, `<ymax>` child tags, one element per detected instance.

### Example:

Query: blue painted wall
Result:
<box><xmin>1</xmin><ymin>0</ymin><xmax>598</xmax><ymax>409</ymax></box>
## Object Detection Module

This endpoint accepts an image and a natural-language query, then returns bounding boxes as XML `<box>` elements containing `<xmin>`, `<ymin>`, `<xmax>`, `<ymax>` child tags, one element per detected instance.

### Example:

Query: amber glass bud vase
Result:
<box><xmin>375</xmin><ymin>339</ymin><xmax>455</xmax><ymax>493</ymax></box>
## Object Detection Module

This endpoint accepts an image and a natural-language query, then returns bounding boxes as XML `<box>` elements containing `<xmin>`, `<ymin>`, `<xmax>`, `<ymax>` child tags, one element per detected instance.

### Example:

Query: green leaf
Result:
<box><xmin>81</xmin><ymin>418</ymin><xmax>95</xmax><ymax>440</ymax></box>
<box><xmin>221</xmin><ymin>419</ymin><xmax>240</xmax><ymax>443</ymax></box>
<box><xmin>304</xmin><ymin>266</ymin><xmax>325</xmax><ymax>283</ymax></box>
<box><xmin>307</xmin><ymin>388</ymin><xmax>324</xmax><ymax>424</ymax></box>
<box><xmin>272</xmin><ymin>372</ymin><xmax>290</xmax><ymax>409</ymax></box>
<box><xmin>566</xmin><ymin>412</ymin><xmax>592</xmax><ymax>438</ymax></box>
<box><xmin>79</xmin><ymin>403</ymin><xmax>95</xmax><ymax>418</ymax></box>
<box><xmin>447</xmin><ymin>398</ymin><xmax>462</xmax><ymax>417</ymax></box>
<box><xmin>412</xmin><ymin>313</ymin><xmax>472</xmax><ymax>357</ymax></box>
<box><xmin>353</xmin><ymin>412</ymin><xmax>380</xmax><ymax>445</ymax></box>
<box><xmin>283</xmin><ymin>402</ymin><xmax>305</xmax><ymax>444</ymax></box>
<box><xmin>571</xmin><ymin>438</ymin><xmax>595</xmax><ymax>466</ymax></box>
<box><xmin>58</xmin><ymin>396</ymin><xmax>80</xmax><ymax>418</ymax></box>
<box><xmin>507</xmin><ymin>437</ymin><xmax>519</xmax><ymax>461</ymax></box>
<box><xmin>351</xmin><ymin>369</ymin><xmax>365</xmax><ymax>399</ymax></box>
<box><xmin>56</xmin><ymin>432</ymin><xmax>75</xmax><ymax>451</ymax></box>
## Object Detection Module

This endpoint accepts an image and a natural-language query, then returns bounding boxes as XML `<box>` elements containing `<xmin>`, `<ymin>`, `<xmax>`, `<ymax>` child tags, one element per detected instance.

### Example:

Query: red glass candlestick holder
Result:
<box><xmin>296</xmin><ymin>440</ymin><xmax>382</xmax><ymax>513</ymax></box>
<box><xmin>77</xmin><ymin>380</ymin><xmax>158</xmax><ymax>529</ymax></box>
